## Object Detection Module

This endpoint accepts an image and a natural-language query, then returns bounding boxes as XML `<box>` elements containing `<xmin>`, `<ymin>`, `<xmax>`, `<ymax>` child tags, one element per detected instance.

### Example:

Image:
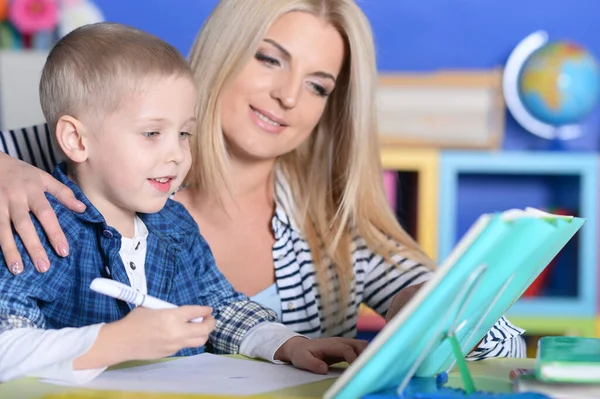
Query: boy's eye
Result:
<box><xmin>143</xmin><ymin>131</ymin><xmax>159</xmax><ymax>139</ymax></box>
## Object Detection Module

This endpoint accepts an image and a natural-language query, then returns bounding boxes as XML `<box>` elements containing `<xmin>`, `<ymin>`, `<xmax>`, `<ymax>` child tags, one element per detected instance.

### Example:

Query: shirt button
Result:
<box><xmin>104</xmin><ymin>266</ymin><xmax>111</xmax><ymax>276</ymax></box>
<box><xmin>103</xmin><ymin>230</ymin><xmax>113</xmax><ymax>238</ymax></box>
<box><xmin>129</xmin><ymin>261</ymin><xmax>136</xmax><ymax>270</ymax></box>
<box><xmin>277</xmin><ymin>254</ymin><xmax>285</xmax><ymax>261</ymax></box>
<box><xmin>287</xmin><ymin>302</ymin><xmax>295</xmax><ymax>311</ymax></box>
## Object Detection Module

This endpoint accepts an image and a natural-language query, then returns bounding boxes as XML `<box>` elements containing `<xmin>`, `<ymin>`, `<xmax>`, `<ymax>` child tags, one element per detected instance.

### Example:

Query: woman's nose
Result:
<box><xmin>271</xmin><ymin>74</ymin><xmax>301</xmax><ymax>109</ymax></box>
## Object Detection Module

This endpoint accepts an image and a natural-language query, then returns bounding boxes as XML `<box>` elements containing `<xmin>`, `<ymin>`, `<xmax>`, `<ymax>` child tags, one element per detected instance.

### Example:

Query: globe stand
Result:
<box><xmin>546</xmin><ymin>137</ymin><xmax>567</xmax><ymax>152</ymax></box>
<box><xmin>542</xmin><ymin>125</ymin><xmax>581</xmax><ymax>152</ymax></box>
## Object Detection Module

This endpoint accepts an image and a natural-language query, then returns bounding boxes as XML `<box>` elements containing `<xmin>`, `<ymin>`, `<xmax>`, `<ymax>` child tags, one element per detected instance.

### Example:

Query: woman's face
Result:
<box><xmin>220</xmin><ymin>11</ymin><xmax>345</xmax><ymax>163</ymax></box>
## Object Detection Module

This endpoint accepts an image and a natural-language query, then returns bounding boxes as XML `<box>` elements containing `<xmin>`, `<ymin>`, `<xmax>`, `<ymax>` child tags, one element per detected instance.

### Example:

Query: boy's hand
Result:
<box><xmin>274</xmin><ymin>337</ymin><xmax>368</xmax><ymax>374</ymax></box>
<box><xmin>74</xmin><ymin>306</ymin><xmax>215</xmax><ymax>370</ymax></box>
<box><xmin>112</xmin><ymin>306</ymin><xmax>216</xmax><ymax>359</ymax></box>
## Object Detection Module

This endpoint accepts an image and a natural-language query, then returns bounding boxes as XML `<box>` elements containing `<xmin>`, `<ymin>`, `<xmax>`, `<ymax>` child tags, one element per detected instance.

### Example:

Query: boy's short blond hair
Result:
<box><xmin>40</xmin><ymin>22</ymin><xmax>192</xmax><ymax>134</ymax></box>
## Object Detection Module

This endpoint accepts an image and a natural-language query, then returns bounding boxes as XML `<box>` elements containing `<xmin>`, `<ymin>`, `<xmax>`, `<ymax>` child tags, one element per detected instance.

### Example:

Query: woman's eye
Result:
<box><xmin>255</xmin><ymin>52</ymin><xmax>280</xmax><ymax>67</ymax></box>
<box><xmin>179</xmin><ymin>131</ymin><xmax>192</xmax><ymax>139</ymax></box>
<box><xmin>310</xmin><ymin>83</ymin><xmax>329</xmax><ymax>97</ymax></box>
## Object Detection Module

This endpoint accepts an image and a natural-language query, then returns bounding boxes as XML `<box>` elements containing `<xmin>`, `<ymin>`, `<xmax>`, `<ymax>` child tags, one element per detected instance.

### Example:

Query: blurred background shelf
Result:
<box><xmin>439</xmin><ymin>151</ymin><xmax>598</xmax><ymax>321</ymax></box>
<box><xmin>367</xmin><ymin>149</ymin><xmax>600</xmax><ymax>341</ymax></box>
<box><xmin>508</xmin><ymin>317</ymin><xmax>596</xmax><ymax>337</ymax></box>
<box><xmin>381</xmin><ymin>147</ymin><xmax>439</xmax><ymax>260</ymax></box>
<box><xmin>0</xmin><ymin>51</ymin><xmax>47</xmax><ymax>130</ymax></box>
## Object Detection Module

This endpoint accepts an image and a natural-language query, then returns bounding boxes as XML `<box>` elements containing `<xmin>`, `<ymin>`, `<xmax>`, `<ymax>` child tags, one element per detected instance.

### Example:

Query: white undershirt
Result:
<box><xmin>119</xmin><ymin>215</ymin><xmax>149</xmax><ymax>295</ymax></box>
<box><xmin>0</xmin><ymin>216</ymin><xmax>299</xmax><ymax>384</ymax></box>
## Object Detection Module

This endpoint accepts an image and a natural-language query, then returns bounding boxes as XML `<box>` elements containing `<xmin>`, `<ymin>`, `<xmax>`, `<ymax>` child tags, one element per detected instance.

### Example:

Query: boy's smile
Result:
<box><xmin>148</xmin><ymin>176</ymin><xmax>176</xmax><ymax>193</ymax></box>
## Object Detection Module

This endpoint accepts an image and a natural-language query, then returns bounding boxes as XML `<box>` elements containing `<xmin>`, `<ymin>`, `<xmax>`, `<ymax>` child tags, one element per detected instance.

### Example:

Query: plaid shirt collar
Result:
<box><xmin>53</xmin><ymin>162</ymin><xmax>197</xmax><ymax>239</ymax></box>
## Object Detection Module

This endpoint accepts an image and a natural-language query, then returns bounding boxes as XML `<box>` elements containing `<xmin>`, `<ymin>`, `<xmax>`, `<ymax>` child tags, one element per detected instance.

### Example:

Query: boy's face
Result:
<box><xmin>82</xmin><ymin>74</ymin><xmax>197</xmax><ymax>217</ymax></box>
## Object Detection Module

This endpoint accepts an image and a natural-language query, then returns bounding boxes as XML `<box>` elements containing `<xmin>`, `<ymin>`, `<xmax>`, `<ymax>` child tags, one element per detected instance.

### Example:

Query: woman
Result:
<box><xmin>0</xmin><ymin>0</ymin><xmax>525</xmax><ymax>357</ymax></box>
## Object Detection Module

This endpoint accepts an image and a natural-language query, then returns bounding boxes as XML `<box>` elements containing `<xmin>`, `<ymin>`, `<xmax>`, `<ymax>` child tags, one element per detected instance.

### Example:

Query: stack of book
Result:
<box><xmin>515</xmin><ymin>336</ymin><xmax>600</xmax><ymax>399</ymax></box>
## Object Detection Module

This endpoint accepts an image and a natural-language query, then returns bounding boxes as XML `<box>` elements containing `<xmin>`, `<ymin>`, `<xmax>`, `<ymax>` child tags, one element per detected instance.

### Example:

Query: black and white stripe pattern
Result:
<box><xmin>272</xmin><ymin>171</ymin><xmax>525</xmax><ymax>360</ymax></box>
<box><xmin>0</xmin><ymin>124</ymin><xmax>63</xmax><ymax>170</ymax></box>
<box><xmin>1</xmin><ymin>123</ymin><xmax>526</xmax><ymax>360</ymax></box>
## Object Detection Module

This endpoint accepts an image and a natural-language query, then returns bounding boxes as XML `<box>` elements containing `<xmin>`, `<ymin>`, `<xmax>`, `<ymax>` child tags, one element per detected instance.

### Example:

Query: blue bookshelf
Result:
<box><xmin>438</xmin><ymin>151</ymin><xmax>598</xmax><ymax>319</ymax></box>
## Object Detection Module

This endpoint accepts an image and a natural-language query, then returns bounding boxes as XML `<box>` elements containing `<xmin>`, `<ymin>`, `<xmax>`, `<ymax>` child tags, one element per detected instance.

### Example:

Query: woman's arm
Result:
<box><xmin>0</xmin><ymin>146</ymin><xmax>85</xmax><ymax>274</ymax></box>
<box><xmin>361</xmin><ymin>246</ymin><xmax>431</xmax><ymax>317</ymax></box>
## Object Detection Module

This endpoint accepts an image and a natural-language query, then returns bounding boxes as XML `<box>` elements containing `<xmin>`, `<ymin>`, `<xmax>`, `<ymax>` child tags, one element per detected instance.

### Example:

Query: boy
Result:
<box><xmin>0</xmin><ymin>23</ymin><xmax>365</xmax><ymax>384</ymax></box>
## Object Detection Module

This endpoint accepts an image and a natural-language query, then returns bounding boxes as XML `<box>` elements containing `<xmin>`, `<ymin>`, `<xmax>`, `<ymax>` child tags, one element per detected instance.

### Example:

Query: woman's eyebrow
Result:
<box><xmin>263</xmin><ymin>38</ymin><xmax>337</xmax><ymax>83</ymax></box>
<box><xmin>264</xmin><ymin>38</ymin><xmax>291</xmax><ymax>58</ymax></box>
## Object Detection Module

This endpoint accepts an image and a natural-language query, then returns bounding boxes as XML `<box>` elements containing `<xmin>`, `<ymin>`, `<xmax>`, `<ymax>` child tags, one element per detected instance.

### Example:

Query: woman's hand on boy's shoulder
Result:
<box><xmin>274</xmin><ymin>336</ymin><xmax>368</xmax><ymax>374</ymax></box>
<box><xmin>0</xmin><ymin>154</ymin><xmax>86</xmax><ymax>275</ymax></box>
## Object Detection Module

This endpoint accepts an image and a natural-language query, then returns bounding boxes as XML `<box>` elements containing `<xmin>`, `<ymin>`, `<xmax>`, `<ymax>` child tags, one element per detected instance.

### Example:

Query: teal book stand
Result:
<box><xmin>324</xmin><ymin>208</ymin><xmax>584</xmax><ymax>399</ymax></box>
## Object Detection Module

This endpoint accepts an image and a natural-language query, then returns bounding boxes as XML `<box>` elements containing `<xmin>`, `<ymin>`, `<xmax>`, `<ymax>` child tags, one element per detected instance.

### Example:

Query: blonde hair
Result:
<box><xmin>187</xmin><ymin>0</ymin><xmax>435</xmax><ymax>331</ymax></box>
<box><xmin>40</xmin><ymin>22</ymin><xmax>192</xmax><ymax>135</ymax></box>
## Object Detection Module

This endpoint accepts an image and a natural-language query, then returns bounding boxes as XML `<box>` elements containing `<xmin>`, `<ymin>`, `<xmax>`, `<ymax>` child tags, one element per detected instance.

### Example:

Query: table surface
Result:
<box><xmin>1</xmin><ymin>357</ymin><xmax>536</xmax><ymax>399</ymax></box>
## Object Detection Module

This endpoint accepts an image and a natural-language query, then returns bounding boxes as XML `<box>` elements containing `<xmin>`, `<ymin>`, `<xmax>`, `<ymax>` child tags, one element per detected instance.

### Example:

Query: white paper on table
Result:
<box><xmin>78</xmin><ymin>354</ymin><xmax>342</xmax><ymax>395</ymax></box>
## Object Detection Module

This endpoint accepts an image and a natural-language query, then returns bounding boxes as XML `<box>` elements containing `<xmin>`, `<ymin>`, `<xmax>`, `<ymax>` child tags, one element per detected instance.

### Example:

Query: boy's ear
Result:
<box><xmin>55</xmin><ymin>116</ymin><xmax>89</xmax><ymax>163</ymax></box>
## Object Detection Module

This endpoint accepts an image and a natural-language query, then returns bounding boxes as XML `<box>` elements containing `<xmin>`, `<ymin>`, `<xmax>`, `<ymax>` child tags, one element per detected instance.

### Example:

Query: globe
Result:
<box><xmin>519</xmin><ymin>42</ymin><xmax>600</xmax><ymax>126</ymax></box>
<box><xmin>504</xmin><ymin>31</ymin><xmax>600</xmax><ymax>140</ymax></box>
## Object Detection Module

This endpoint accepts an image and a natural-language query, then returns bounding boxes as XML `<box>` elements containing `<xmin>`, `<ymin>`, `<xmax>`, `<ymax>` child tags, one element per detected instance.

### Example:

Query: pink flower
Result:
<box><xmin>9</xmin><ymin>0</ymin><xmax>59</xmax><ymax>34</ymax></box>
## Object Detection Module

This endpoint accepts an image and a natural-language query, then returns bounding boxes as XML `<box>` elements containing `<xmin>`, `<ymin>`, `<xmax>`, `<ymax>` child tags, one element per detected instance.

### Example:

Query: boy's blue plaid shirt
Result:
<box><xmin>0</xmin><ymin>163</ymin><xmax>278</xmax><ymax>356</ymax></box>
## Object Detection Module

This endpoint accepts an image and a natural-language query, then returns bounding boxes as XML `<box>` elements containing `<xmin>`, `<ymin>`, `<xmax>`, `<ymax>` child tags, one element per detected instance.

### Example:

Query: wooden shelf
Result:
<box><xmin>380</xmin><ymin>147</ymin><xmax>439</xmax><ymax>260</ymax></box>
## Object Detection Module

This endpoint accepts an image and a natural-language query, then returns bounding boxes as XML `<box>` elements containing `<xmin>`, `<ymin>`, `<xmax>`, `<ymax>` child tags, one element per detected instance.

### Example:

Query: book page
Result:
<box><xmin>68</xmin><ymin>354</ymin><xmax>341</xmax><ymax>395</ymax></box>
